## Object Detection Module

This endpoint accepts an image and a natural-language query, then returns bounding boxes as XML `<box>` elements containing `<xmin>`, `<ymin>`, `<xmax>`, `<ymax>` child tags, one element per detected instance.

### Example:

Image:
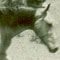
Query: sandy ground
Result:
<box><xmin>6</xmin><ymin>0</ymin><xmax>60</xmax><ymax>60</ymax></box>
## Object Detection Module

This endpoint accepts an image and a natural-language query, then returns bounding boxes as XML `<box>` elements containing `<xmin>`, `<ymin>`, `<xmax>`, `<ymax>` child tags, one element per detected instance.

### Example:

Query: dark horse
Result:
<box><xmin>0</xmin><ymin>0</ymin><xmax>58</xmax><ymax>60</ymax></box>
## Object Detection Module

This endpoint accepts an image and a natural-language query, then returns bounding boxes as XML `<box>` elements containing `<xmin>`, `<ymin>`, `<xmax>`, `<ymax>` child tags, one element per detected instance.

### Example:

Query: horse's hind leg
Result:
<box><xmin>0</xmin><ymin>26</ymin><xmax>12</xmax><ymax>60</ymax></box>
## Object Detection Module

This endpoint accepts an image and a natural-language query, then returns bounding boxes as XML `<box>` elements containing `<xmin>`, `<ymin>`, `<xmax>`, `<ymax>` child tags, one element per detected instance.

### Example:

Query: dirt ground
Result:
<box><xmin>7</xmin><ymin>0</ymin><xmax>60</xmax><ymax>60</ymax></box>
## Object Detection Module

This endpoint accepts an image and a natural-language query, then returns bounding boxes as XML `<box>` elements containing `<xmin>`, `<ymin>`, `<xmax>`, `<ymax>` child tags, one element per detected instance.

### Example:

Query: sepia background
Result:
<box><xmin>4</xmin><ymin>0</ymin><xmax>60</xmax><ymax>60</ymax></box>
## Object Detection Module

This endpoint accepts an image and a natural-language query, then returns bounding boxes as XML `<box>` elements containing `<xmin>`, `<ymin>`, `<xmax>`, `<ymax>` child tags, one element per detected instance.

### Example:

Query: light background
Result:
<box><xmin>5</xmin><ymin>0</ymin><xmax>60</xmax><ymax>60</ymax></box>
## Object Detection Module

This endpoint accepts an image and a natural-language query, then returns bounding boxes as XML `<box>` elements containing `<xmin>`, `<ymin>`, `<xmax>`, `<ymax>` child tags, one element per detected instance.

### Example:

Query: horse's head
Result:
<box><xmin>34</xmin><ymin>19</ymin><xmax>58</xmax><ymax>53</ymax></box>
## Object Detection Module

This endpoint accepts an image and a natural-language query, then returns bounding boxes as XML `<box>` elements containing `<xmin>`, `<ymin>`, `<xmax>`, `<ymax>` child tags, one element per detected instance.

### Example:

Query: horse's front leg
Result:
<box><xmin>0</xmin><ymin>26</ymin><xmax>13</xmax><ymax>60</ymax></box>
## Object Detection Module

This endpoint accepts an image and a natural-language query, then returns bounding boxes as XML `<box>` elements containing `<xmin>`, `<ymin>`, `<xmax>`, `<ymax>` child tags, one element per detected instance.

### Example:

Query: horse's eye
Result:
<box><xmin>48</xmin><ymin>23</ymin><xmax>52</xmax><ymax>27</ymax></box>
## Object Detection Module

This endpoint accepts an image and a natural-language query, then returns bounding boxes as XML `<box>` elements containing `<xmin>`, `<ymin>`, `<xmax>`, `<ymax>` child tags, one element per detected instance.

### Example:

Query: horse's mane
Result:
<box><xmin>0</xmin><ymin>0</ymin><xmax>36</xmax><ymax>27</ymax></box>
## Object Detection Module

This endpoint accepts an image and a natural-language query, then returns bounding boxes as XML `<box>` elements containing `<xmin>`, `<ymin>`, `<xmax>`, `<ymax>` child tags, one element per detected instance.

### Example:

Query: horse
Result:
<box><xmin>0</xmin><ymin>0</ymin><xmax>58</xmax><ymax>60</ymax></box>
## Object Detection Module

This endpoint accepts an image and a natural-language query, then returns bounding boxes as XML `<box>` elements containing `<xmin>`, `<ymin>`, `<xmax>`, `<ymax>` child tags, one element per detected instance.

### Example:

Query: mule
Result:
<box><xmin>0</xmin><ymin>1</ymin><xmax>58</xmax><ymax>60</ymax></box>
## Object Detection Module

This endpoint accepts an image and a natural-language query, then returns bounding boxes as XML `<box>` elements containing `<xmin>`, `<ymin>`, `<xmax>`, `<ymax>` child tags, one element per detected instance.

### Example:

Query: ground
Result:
<box><xmin>6</xmin><ymin>0</ymin><xmax>60</xmax><ymax>60</ymax></box>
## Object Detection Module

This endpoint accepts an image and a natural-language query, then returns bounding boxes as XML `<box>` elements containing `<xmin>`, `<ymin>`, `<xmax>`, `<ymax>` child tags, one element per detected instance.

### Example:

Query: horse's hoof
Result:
<box><xmin>49</xmin><ymin>47</ymin><xmax>58</xmax><ymax>53</ymax></box>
